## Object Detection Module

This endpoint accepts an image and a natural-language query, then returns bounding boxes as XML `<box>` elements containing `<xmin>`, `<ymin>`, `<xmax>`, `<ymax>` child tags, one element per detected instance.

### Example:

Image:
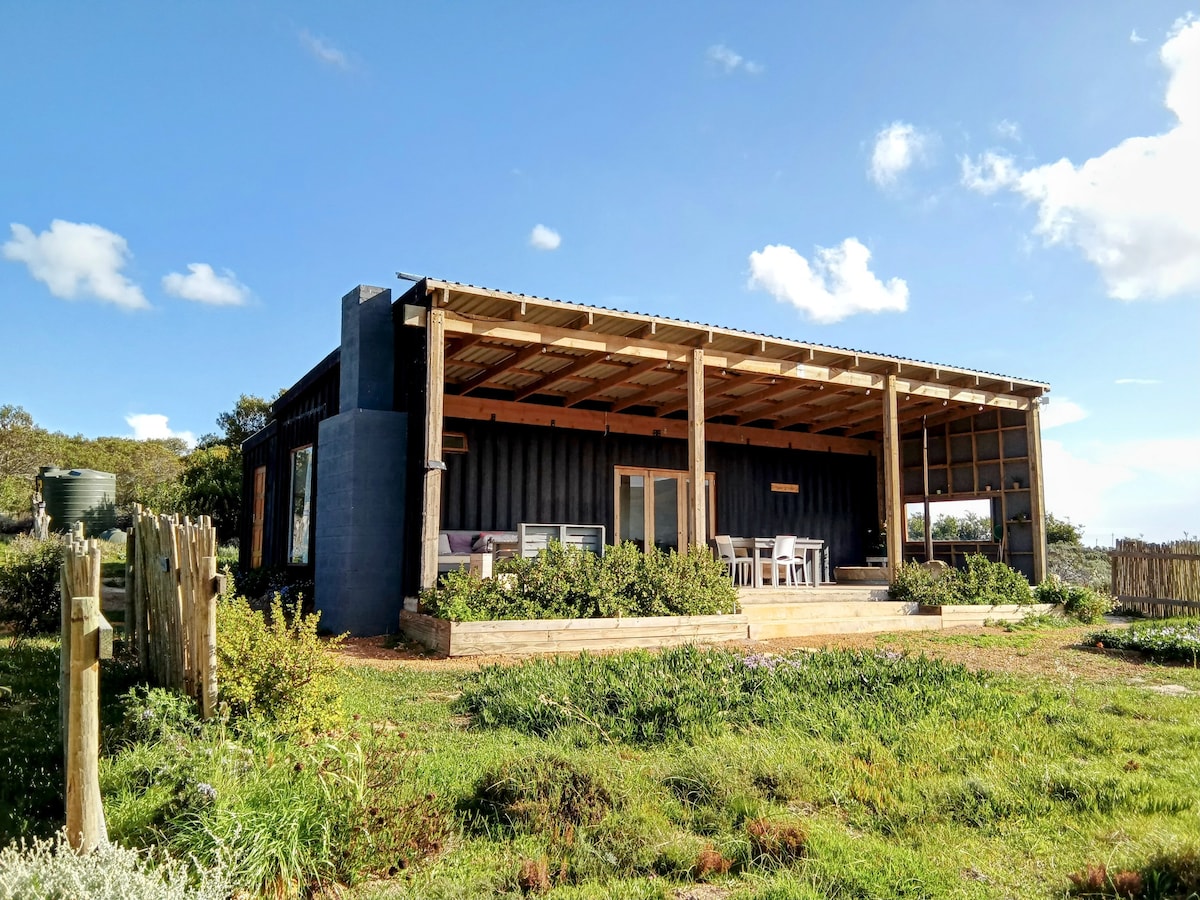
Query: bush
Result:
<box><xmin>1048</xmin><ymin>542</ymin><xmax>1111</xmax><ymax>589</ymax></box>
<box><xmin>216</xmin><ymin>593</ymin><xmax>345</xmax><ymax>734</ymax></box>
<box><xmin>888</xmin><ymin>554</ymin><xmax>1031</xmax><ymax>606</ymax></box>
<box><xmin>0</xmin><ymin>831</ymin><xmax>227</xmax><ymax>900</ymax></box>
<box><xmin>1087</xmin><ymin>620</ymin><xmax>1200</xmax><ymax>664</ymax></box>
<box><xmin>118</xmin><ymin>686</ymin><xmax>202</xmax><ymax>745</ymax></box>
<box><xmin>1035</xmin><ymin>577</ymin><xmax>1113</xmax><ymax>623</ymax></box>
<box><xmin>459</xmin><ymin>645</ymin><xmax>1016</xmax><ymax>746</ymax></box>
<box><xmin>421</xmin><ymin>541</ymin><xmax>739</xmax><ymax>622</ymax></box>
<box><xmin>0</xmin><ymin>536</ymin><xmax>65</xmax><ymax>641</ymax></box>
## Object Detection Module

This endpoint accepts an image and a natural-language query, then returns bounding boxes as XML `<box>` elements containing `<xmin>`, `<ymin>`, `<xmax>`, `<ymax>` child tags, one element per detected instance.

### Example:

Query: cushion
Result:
<box><xmin>471</xmin><ymin>533</ymin><xmax>492</xmax><ymax>553</ymax></box>
<box><xmin>438</xmin><ymin>533</ymin><xmax>452</xmax><ymax>555</ymax></box>
<box><xmin>447</xmin><ymin>532</ymin><xmax>475</xmax><ymax>555</ymax></box>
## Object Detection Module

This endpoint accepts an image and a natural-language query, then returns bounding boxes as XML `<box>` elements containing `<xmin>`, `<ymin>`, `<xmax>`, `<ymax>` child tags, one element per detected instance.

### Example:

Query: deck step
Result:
<box><xmin>742</xmin><ymin>601</ymin><xmax>918</xmax><ymax>622</ymax></box>
<box><xmin>748</xmin><ymin>615</ymin><xmax>942</xmax><ymax>639</ymax></box>
<box><xmin>738</xmin><ymin>587</ymin><xmax>890</xmax><ymax>604</ymax></box>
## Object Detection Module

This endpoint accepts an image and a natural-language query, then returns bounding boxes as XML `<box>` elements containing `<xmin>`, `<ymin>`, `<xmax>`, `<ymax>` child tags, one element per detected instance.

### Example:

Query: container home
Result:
<box><xmin>240</xmin><ymin>280</ymin><xmax>1050</xmax><ymax>635</ymax></box>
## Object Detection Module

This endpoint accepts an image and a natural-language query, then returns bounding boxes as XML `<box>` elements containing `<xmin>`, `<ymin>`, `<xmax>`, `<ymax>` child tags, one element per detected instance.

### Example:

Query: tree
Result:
<box><xmin>177</xmin><ymin>445</ymin><xmax>242</xmax><ymax>541</ymax></box>
<box><xmin>907</xmin><ymin>511</ymin><xmax>925</xmax><ymax>541</ymax></box>
<box><xmin>1045</xmin><ymin>513</ymin><xmax>1084</xmax><ymax>545</ymax></box>
<box><xmin>202</xmin><ymin>393</ymin><xmax>278</xmax><ymax>449</ymax></box>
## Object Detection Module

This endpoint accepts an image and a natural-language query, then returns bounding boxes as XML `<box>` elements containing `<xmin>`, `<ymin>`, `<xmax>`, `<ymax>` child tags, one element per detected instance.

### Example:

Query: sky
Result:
<box><xmin>2</xmin><ymin>2</ymin><xmax>1198</xmax><ymax>545</ymax></box>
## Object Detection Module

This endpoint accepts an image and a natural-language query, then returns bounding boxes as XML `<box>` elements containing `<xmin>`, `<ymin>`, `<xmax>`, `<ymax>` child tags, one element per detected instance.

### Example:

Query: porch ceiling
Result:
<box><xmin>409</xmin><ymin>279</ymin><xmax>1050</xmax><ymax>440</ymax></box>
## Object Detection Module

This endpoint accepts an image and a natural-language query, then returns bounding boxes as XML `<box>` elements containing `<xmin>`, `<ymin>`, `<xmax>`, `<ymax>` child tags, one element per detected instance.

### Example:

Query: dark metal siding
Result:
<box><xmin>441</xmin><ymin>418</ymin><xmax>877</xmax><ymax>568</ymax></box>
<box><xmin>238</xmin><ymin>359</ymin><xmax>341</xmax><ymax>575</ymax></box>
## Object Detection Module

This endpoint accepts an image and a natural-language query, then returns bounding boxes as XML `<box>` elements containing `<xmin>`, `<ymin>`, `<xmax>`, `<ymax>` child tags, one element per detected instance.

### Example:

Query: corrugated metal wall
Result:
<box><xmin>441</xmin><ymin>418</ymin><xmax>878</xmax><ymax>568</ymax></box>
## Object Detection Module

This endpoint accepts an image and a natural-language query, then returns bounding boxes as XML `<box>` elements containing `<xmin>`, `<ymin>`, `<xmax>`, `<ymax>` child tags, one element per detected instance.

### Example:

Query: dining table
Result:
<box><xmin>729</xmin><ymin>536</ymin><xmax>825</xmax><ymax>588</ymax></box>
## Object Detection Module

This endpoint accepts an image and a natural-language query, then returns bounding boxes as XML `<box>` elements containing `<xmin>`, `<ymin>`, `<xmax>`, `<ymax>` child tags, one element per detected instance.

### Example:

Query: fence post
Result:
<box><xmin>66</xmin><ymin>594</ymin><xmax>108</xmax><ymax>851</ymax></box>
<box><xmin>200</xmin><ymin>555</ymin><xmax>219</xmax><ymax>718</ymax></box>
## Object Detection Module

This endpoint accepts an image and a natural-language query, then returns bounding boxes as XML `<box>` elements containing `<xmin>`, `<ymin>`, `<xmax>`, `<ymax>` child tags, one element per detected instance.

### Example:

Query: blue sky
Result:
<box><xmin>2</xmin><ymin>2</ymin><xmax>1197</xmax><ymax>544</ymax></box>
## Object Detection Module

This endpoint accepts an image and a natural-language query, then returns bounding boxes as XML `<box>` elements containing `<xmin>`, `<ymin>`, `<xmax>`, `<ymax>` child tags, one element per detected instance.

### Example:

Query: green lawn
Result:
<box><xmin>3</xmin><ymin>627</ymin><xmax>1200</xmax><ymax>899</ymax></box>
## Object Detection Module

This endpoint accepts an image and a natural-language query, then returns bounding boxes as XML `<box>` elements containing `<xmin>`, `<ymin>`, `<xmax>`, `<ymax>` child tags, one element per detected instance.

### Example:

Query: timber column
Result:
<box><xmin>419</xmin><ymin>308</ymin><xmax>446</xmax><ymax>591</ymax></box>
<box><xmin>687</xmin><ymin>348</ymin><xmax>706</xmax><ymax>547</ymax></box>
<box><xmin>882</xmin><ymin>374</ymin><xmax>903</xmax><ymax>579</ymax></box>
<box><xmin>1027</xmin><ymin>399</ymin><xmax>1048</xmax><ymax>583</ymax></box>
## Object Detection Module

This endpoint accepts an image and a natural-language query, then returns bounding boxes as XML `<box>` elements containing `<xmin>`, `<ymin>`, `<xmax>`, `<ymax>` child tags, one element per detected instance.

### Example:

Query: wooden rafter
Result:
<box><xmin>513</xmin><ymin>352</ymin><xmax>608</xmax><ymax>402</ymax></box>
<box><xmin>610</xmin><ymin>372</ymin><xmax>688</xmax><ymax>413</ymax></box>
<box><xmin>732</xmin><ymin>383</ymin><xmax>820</xmax><ymax>425</ymax></box>
<box><xmin>656</xmin><ymin>373</ymin><xmax>761</xmax><ymax>418</ymax></box>
<box><xmin>404</xmin><ymin>305</ymin><xmax>1040</xmax><ymax>412</ymax></box>
<box><xmin>459</xmin><ymin>344</ymin><xmax>547</xmax><ymax>396</ymax></box>
<box><xmin>565</xmin><ymin>358</ymin><xmax>663</xmax><ymax>407</ymax></box>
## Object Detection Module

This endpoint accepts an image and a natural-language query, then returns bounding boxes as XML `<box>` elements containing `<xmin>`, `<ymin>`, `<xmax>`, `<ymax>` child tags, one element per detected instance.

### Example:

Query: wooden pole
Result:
<box><xmin>200</xmin><ymin>554</ymin><xmax>219</xmax><ymax>718</ymax></box>
<box><xmin>420</xmin><ymin>308</ymin><xmax>446</xmax><ymax>592</ymax></box>
<box><xmin>882</xmin><ymin>374</ymin><xmax>903</xmax><ymax>580</ymax></box>
<box><xmin>686</xmin><ymin>347</ymin><xmax>707</xmax><ymax>549</ymax></box>
<box><xmin>1026</xmin><ymin>400</ymin><xmax>1048</xmax><ymax>583</ymax></box>
<box><xmin>59</xmin><ymin>566</ymin><xmax>71</xmax><ymax>757</ymax></box>
<box><xmin>922</xmin><ymin>417</ymin><xmax>933</xmax><ymax>563</ymax></box>
<box><xmin>124</xmin><ymin>528</ymin><xmax>135</xmax><ymax>651</ymax></box>
<box><xmin>66</xmin><ymin>594</ymin><xmax>107</xmax><ymax>851</ymax></box>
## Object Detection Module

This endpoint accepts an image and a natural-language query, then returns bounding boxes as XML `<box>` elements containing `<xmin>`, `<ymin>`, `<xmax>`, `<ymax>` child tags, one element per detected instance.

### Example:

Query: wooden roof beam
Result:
<box><xmin>609</xmin><ymin>372</ymin><xmax>688</xmax><ymax>413</ymax></box>
<box><xmin>729</xmin><ymin>381</ymin><xmax>818</xmax><ymax>425</ymax></box>
<box><xmin>565</xmin><ymin>358</ymin><xmax>663</xmax><ymax>407</ymax></box>
<box><xmin>513</xmin><ymin>352</ymin><xmax>608</xmax><ymax>402</ymax></box>
<box><xmin>459</xmin><ymin>344</ymin><xmax>548</xmax><ymax>396</ymax></box>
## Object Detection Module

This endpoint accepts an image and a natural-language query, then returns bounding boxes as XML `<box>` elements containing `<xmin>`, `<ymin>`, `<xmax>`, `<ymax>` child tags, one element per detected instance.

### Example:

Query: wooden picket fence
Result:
<box><xmin>1110</xmin><ymin>539</ymin><xmax>1200</xmax><ymax>617</ymax></box>
<box><xmin>126</xmin><ymin>505</ymin><xmax>221</xmax><ymax>718</ymax></box>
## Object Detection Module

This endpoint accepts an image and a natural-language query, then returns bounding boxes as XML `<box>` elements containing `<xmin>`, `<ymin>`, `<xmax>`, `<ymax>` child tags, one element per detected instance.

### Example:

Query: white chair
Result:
<box><xmin>765</xmin><ymin>535</ymin><xmax>807</xmax><ymax>587</ymax></box>
<box><xmin>714</xmin><ymin>535</ymin><xmax>752</xmax><ymax>586</ymax></box>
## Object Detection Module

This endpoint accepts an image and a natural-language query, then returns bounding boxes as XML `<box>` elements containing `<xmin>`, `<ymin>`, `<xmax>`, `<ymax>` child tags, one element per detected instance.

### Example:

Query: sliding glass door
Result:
<box><xmin>615</xmin><ymin>467</ymin><xmax>715</xmax><ymax>552</ymax></box>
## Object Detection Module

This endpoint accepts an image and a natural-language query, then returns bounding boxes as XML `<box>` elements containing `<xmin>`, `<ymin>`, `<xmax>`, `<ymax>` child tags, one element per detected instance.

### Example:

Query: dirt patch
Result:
<box><xmin>335</xmin><ymin>635</ymin><xmax>522</xmax><ymax>673</ymax></box>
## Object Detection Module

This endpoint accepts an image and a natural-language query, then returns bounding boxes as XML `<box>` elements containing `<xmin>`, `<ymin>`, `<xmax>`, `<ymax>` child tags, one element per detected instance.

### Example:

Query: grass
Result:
<box><xmin>4</xmin><ymin>626</ymin><xmax>1200</xmax><ymax>898</ymax></box>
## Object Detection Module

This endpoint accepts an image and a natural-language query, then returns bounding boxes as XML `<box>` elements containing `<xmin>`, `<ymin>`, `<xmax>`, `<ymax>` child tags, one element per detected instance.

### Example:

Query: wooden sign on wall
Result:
<box><xmin>770</xmin><ymin>482</ymin><xmax>800</xmax><ymax>494</ymax></box>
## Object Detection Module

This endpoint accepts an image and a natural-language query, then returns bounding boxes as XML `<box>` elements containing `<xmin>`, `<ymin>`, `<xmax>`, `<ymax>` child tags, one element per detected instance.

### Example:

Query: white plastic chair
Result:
<box><xmin>714</xmin><ymin>535</ymin><xmax>752</xmax><ymax>586</ymax></box>
<box><xmin>766</xmin><ymin>534</ymin><xmax>807</xmax><ymax>587</ymax></box>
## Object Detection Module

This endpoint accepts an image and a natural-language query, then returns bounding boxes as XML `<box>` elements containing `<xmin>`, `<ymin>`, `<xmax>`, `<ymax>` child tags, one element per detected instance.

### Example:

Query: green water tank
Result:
<box><xmin>38</xmin><ymin>467</ymin><xmax>118</xmax><ymax>536</ymax></box>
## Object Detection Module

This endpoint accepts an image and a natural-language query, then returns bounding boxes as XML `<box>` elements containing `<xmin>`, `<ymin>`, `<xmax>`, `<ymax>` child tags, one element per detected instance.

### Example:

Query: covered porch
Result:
<box><xmin>401</xmin><ymin>278</ymin><xmax>1050</xmax><ymax>598</ymax></box>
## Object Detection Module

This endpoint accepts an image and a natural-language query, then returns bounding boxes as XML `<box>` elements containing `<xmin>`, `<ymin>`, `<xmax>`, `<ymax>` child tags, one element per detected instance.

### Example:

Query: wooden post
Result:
<box><xmin>200</xmin><ymin>555</ymin><xmax>218</xmax><ymax>718</ymax></box>
<box><xmin>59</xmin><ymin>567</ymin><xmax>71</xmax><ymax>756</ymax></box>
<box><xmin>124</xmin><ymin>528</ymin><xmax>135</xmax><ymax>651</ymax></box>
<box><xmin>1026</xmin><ymin>400</ymin><xmax>1048</xmax><ymax>583</ymax></box>
<box><xmin>922</xmin><ymin>418</ymin><xmax>933</xmax><ymax>563</ymax></box>
<box><xmin>687</xmin><ymin>348</ymin><xmax>707</xmax><ymax>548</ymax></box>
<box><xmin>66</xmin><ymin>594</ymin><xmax>107</xmax><ymax>851</ymax></box>
<box><xmin>420</xmin><ymin>308</ymin><xmax>446</xmax><ymax>592</ymax></box>
<box><xmin>882</xmin><ymin>374</ymin><xmax>903</xmax><ymax>580</ymax></box>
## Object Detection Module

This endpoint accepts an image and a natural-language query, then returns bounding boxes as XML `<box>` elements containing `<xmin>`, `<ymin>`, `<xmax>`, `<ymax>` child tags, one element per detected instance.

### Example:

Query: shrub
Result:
<box><xmin>1035</xmin><ymin>576</ymin><xmax>1113</xmax><ymax>623</ymax></box>
<box><xmin>118</xmin><ymin>686</ymin><xmax>202</xmax><ymax>745</ymax></box>
<box><xmin>0</xmin><ymin>831</ymin><xmax>227</xmax><ymax>900</ymax></box>
<box><xmin>1087</xmin><ymin>620</ymin><xmax>1200</xmax><ymax>664</ymax></box>
<box><xmin>0</xmin><ymin>536</ymin><xmax>65</xmax><ymax>641</ymax></box>
<box><xmin>216</xmin><ymin>593</ymin><xmax>345</xmax><ymax>734</ymax></box>
<box><xmin>1048</xmin><ymin>542</ymin><xmax>1111</xmax><ymax>590</ymax></box>
<box><xmin>421</xmin><ymin>540</ymin><xmax>738</xmax><ymax>622</ymax></box>
<box><xmin>888</xmin><ymin>554</ymin><xmax>1031</xmax><ymax>606</ymax></box>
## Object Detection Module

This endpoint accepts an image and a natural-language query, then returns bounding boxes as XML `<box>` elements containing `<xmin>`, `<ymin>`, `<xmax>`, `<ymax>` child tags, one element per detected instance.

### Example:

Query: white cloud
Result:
<box><xmin>299</xmin><ymin>29</ymin><xmax>348</xmax><ymax>68</ymax></box>
<box><xmin>1114</xmin><ymin>377</ymin><xmax>1161</xmax><ymax>385</ymax></box>
<box><xmin>126</xmin><ymin>414</ymin><xmax>195</xmax><ymax>448</ymax></box>
<box><xmin>162</xmin><ymin>263</ymin><xmax>250</xmax><ymax>306</ymax></box>
<box><xmin>1039</xmin><ymin>398</ymin><xmax>1088</xmax><ymax>429</ymax></box>
<box><xmin>3</xmin><ymin>219</ymin><xmax>148</xmax><ymax>310</ymax></box>
<box><xmin>529</xmin><ymin>224</ymin><xmax>562</xmax><ymax>251</ymax></box>
<box><xmin>1044</xmin><ymin>435</ymin><xmax>1200</xmax><ymax>544</ymax></box>
<box><xmin>869</xmin><ymin>122</ymin><xmax>932</xmax><ymax>187</ymax></box>
<box><xmin>963</xmin><ymin>16</ymin><xmax>1200</xmax><ymax>301</ymax></box>
<box><xmin>1130</xmin><ymin>28</ymin><xmax>1147</xmax><ymax>44</ymax></box>
<box><xmin>706</xmin><ymin>44</ymin><xmax>764</xmax><ymax>75</ymax></box>
<box><xmin>994</xmin><ymin>119</ymin><xmax>1021</xmax><ymax>141</ymax></box>
<box><xmin>959</xmin><ymin>151</ymin><xmax>1020</xmax><ymax>194</ymax></box>
<box><xmin>747</xmin><ymin>238</ymin><xmax>909</xmax><ymax>324</ymax></box>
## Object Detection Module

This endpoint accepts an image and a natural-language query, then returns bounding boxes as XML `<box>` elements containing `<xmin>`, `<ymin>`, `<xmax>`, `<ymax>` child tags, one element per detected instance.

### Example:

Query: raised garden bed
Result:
<box><xmin>400</xmin><ymin>610</ymin><xmax>750</xmax><ymax>657</ymax></box>
<box><xmin>919</xmin><ymin>602</ymin><xmax>1058</xmax><ymax>627</ymax></box>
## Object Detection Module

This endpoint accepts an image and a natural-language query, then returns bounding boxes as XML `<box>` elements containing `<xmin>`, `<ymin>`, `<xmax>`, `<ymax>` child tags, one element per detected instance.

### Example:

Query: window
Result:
<box><xmin>906</xmin><ymin>499</ymin><xmax>996</xmax><ymax>542</ymax></box>
<box><xmin>289</xmin><ymin>446</ymin><xmax>314</xmax><ymax>565</ymax></box>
